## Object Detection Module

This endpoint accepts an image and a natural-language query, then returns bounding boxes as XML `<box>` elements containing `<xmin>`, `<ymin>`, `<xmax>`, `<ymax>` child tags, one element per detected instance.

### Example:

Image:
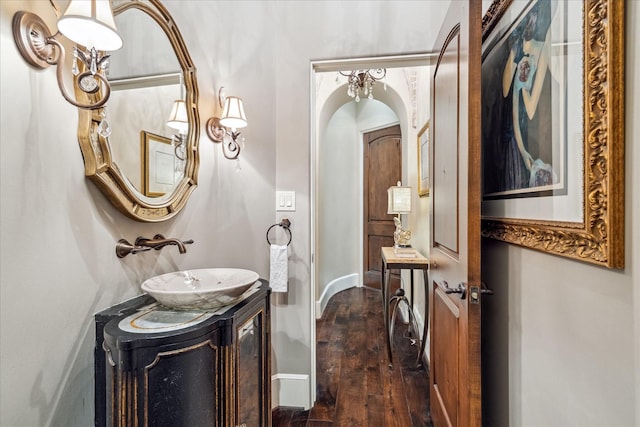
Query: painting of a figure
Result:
<box><xmin>482</xmin><ymin>0</ymin><xmax>564</xmax><ymax>199</ymax></box>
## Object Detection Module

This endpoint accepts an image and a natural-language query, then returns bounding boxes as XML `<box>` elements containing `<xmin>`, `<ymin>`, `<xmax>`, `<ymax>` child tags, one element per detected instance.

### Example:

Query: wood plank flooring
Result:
<box><xmin>272</xmin><ymin>286</ymin><xmax>432</xmax><ymax>426</ymax></box>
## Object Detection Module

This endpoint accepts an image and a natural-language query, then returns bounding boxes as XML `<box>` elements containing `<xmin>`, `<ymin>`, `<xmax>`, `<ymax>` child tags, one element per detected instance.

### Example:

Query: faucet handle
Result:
<box><xmin>115</xmin><ymin>239</ymin><xmax>152</xmax><ymax>258</ymax></box>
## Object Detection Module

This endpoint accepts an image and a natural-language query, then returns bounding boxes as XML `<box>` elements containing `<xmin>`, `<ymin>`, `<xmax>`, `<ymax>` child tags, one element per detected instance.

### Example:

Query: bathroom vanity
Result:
<box><xmin>95</xmin><ymin>279</ymin><xmax>271</xmax><ymax>427</ymax></box>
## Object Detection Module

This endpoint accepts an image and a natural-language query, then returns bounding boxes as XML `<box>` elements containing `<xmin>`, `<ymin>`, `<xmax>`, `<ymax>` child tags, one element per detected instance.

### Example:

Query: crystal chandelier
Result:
<box><xmin>339</xmin><ymin>69</ymin><xmax>387</xmax><ymax>102</ymax></box>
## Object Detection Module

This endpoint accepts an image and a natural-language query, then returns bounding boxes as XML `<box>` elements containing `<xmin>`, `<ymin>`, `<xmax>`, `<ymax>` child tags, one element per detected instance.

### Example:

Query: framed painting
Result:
<box><xmin>417</xmin><ymin>120</ymin><xmax>430</xmax><ymax>197</ymax></box>
<box><xmin>141</xmin><ymin>131</ymin><xmax>176</xmax><ymax>197</ymax></box>
<box><xmin>480</xmin><ymin>0</ymin><xmax>624</xmax><ymax>268</ymax></box>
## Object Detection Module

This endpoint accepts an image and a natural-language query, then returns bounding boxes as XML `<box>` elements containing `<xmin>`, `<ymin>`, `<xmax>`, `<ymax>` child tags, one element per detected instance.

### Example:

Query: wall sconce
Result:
<box><xmin>166</xmin><ymin>74</ymin><xmax>188</xmax><ymax>161</ymax></box>
<box><xmin>387</xmin><ymin>181</ymin><xmax>413</xmax><ymax>248</ymax></box>
<box><xmin>12</xmin><ymin>0</ymin><xmax>123</xmax><ymax>110</ymax></box>
<box><xmin>206</xmin><ymin>87</ymin><xmax>248</xmax><ymax>160</ymax></box>
<box><xmin>166</xmin><ymin>99</ymin><xmax>188</xmax><ymax>160</ymax></box>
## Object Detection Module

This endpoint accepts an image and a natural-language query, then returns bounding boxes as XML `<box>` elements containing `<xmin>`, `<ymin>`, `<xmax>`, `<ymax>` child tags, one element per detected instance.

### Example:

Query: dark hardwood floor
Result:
<box><xmin>272</xmin><ymin>286</ymin><xmax>432</xmax><ymax>426</ymax></box>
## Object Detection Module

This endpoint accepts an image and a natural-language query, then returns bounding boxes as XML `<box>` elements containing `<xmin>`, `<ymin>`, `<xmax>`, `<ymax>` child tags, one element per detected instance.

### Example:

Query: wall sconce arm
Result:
<box><xmin>206</xmin><ymin>117</ymin><xmax>226</xmax><ymax>142</ymax></box>
<box><xmin>13</xmin><ymin>10</ymin><xmax>112</xmax><ymax>110</ymax></box>
<box><xmin>206</xmin><ymin>117</ymin><xmax>244</xmax><ymax>160</ymax></box>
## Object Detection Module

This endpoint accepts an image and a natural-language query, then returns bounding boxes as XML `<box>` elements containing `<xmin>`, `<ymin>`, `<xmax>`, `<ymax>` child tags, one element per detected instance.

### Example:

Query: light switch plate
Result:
<box><xmin>276</xmin><ymin>191</ymin><xmax>296</xmax><ymax>211</ymax></box>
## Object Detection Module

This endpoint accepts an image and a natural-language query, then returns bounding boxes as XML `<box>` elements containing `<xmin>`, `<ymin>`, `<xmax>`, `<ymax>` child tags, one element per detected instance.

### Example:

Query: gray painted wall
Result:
<box><xmin>317</xmin><ymin>98</ymin><xmax>399</xmax><ymax>298</ymax></box>
<box><xmin>0</xmin><ymin>1</ymin><xmax>637</xmax><ymax>426</ymax></box>
<box><xmin>318</xmin><ymin>101</ymin><xmax>360</xmax><ymax>293</ymax></box>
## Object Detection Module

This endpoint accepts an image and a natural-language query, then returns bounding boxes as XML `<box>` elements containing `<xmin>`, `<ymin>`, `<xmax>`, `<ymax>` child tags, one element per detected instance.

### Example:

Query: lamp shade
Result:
<box><xmin>387</xmin><ymin>182</ymin><xmax>412</xmax><ymax>214</ymax></box>
<box><xmin>58</xmin><ymin>0</ymin><xmax>123</xmax><ymax>51</ymax></box>
<box><xmin>219</xmin><ymin>96</ymin><xmax>247</xmax><ymax>130</ymax></box>
<box><xmin>166</xmin><ymin>100</ymin><xmax>189</xmax><ymax>133</ymax></box>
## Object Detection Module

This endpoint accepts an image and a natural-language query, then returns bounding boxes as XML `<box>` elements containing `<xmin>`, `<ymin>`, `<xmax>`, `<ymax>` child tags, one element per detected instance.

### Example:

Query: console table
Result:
<box><xmin>381</xmin><ymin>247</ymin><xmax>429</xmax><ymax>367</ymax></box>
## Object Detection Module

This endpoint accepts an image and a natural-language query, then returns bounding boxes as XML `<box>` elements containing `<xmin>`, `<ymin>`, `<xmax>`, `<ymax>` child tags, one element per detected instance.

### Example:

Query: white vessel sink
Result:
<box><xmin>141</xmin><ymin>268</ymin><xmax>259</xmax><ymax>310</ymax></box>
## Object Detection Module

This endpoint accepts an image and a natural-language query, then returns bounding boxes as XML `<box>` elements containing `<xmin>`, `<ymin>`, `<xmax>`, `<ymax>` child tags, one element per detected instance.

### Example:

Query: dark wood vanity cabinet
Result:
<box><xmin>95</xmin><ymin>280</ymin><xmax>271</xmax><ymax>427</ymax></box>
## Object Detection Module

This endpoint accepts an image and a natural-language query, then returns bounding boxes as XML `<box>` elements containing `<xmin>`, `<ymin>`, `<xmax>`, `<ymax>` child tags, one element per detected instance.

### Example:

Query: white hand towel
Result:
<box><xmin>269</xmin><ymin>244</ymin><xmax>288</xmax><ymax>292</ymax></box>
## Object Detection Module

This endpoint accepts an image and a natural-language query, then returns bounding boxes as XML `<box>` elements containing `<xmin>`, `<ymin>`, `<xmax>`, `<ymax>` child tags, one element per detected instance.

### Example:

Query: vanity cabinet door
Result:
<box><xmin>144</xmin><ymin>336</ymin><xmax>222</xmax><ymax>426</ymax></box>
<box><xmin>231</xmin><ymin>295</ymin><xmax>271</xmax><ymax>427</ymax></box>
<box><xmin>106</xmin><ymin>330</ymin><xmax>222</xmax><ymax>427</ymax></box>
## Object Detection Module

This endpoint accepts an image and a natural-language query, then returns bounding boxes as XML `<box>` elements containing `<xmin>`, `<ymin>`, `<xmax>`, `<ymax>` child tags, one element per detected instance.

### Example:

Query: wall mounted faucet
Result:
<box><xmin>116</xmin><ymin>234</ymin><xmax>194</xmax><ymax>258</ymax></box>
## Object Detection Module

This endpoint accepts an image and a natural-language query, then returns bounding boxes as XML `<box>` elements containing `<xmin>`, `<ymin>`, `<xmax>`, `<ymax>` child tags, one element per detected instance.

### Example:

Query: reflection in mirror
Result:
<box><xmin>75</xmin><ymin>0</ymin><xmax>199</xmax><ymax>222</ymax></box>
<box><xmin>108</xmin><ymin>73</ymin><xmax>186</xmax><ymax>199</ymax></box>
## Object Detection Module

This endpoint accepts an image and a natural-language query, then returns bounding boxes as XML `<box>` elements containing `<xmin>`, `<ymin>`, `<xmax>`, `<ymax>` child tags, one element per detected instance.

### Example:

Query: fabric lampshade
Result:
<box><xmin>219</xmin><ymin>96</ymin><xmax>247</xmax><ymax>130</ymax></box>
<box><xmin>167</xmin><ymin>100</ymin><xmax>189</xmax><ymax>133</ymax></box>
<box><xmin>387</xmin><ymin>182</ymin><xmax>412</xmax><ymax>214</ymax></box>
<box><xmin>58</xmin><ymin>0</ymin><xmax>123</xmax><ymax>51</ymax></box>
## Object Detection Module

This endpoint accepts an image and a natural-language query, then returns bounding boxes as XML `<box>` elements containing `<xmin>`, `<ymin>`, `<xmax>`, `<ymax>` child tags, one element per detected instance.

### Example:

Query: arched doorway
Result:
<box><xmin>310</xmin><ymin>56</ymin><xmax>432</xmax><ymax>404</ymax></box>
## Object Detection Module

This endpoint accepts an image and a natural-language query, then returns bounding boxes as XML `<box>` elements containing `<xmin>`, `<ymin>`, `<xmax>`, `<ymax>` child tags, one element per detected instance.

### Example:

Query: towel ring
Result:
<box><xmin>266</xmin><ymin>219</ymin><xmax>292</xmax><ymax>246</ymax></box>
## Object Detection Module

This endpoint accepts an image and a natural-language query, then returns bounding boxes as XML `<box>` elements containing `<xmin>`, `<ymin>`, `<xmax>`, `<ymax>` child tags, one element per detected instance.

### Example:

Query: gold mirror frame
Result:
<box><xmin>480</xmin><ymin>0</ymin><xmax>625</xmax><ymax>269</ymax></box>
<box><xmin>75</xmin><ymin>0</ymin><xmax>199</xmax><ymax>222</ymax></box>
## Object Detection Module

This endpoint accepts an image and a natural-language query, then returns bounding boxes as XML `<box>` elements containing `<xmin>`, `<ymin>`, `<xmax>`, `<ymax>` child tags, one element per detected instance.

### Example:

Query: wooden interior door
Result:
<box><xmin>429</xmin><ymin>1</ymin><xmax>483</xmax><ymax>426</ymax></box>
<box><xmin>363</xmin><ymin>125</ymin><xmax>401</xmax><ymax>289</ymax></box>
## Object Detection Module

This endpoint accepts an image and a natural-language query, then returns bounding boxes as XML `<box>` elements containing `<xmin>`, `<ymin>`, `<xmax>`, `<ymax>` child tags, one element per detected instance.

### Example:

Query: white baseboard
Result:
<box><xmin>271</xmin><ymin>374</ymin><xmax>310</xmax><ymax>409</ymax></box>
<box><xmin>315</xmin><ymin>273</ymin><xmax>359</xmax><ymax>319</ymax></box>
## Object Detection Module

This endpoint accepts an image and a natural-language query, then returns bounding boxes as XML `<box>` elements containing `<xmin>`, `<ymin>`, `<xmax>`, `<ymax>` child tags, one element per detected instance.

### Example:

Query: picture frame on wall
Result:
<box><xmin>417</xmin><ymin>120</ymin><xmax>430</xmax><ymax>197</ymax></box>
<box><xmin>141</xmin><ymin>131</ymin><xmax>176</xmax><ymax>197</ymax></box>
<box><xmin>480</xmin><ymin>0</ymin><xmax>625</xmax><ymax>268</ymax></box>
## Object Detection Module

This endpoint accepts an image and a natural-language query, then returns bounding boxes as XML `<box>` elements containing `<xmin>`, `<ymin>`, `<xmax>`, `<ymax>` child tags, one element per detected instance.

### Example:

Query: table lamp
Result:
<box><xmin>387</xmin><ymin>181</ymin><xmax>412</xmax><ymax>248</ymax></box>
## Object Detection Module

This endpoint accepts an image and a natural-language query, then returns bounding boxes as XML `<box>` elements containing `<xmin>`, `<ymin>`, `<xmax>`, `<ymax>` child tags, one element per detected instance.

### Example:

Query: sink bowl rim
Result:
<box><xmin>141</xmin><ymin>268</ymin><xmax>260</xmax><ymax>294</ymax></box>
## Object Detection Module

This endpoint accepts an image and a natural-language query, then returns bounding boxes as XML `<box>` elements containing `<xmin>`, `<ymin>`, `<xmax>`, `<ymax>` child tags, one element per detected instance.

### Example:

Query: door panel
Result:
<box><xmin>432</xmin><ymin>33</ymin><xmax>460</xmax><ymax>255</ymax></box>
<box><xmin>432</xmin><ymin>286</ymin><xmax>460</xmax><ymax>427</ymax></box>
<box><xmin>363</xmin><ymin>125</ymin><xmax>401</xmax><ymax>289</ymax></box>
<box><xmin>429</xmin><ymin>1</ymin><xmax>482</xmax><ymax>426</ymax></box>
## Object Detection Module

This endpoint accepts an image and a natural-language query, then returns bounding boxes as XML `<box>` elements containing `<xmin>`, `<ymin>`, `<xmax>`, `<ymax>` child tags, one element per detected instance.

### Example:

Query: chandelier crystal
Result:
<box><xmin>339</xmin><ymin>69</ymin><xmax>387</xmax><ymax>102</ymax></box>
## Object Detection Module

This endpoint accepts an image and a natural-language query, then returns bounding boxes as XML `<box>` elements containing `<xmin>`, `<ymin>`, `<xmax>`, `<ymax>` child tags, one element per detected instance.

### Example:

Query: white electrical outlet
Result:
<box><xmin>276</xmin><ymin>191</ymin><xmax>296</xmax><ymax>211</ymax></box>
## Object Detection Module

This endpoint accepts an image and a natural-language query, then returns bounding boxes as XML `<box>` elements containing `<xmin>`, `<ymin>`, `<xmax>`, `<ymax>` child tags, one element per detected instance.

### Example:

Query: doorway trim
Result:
<box><xmin>309</xmin><ymin>53</ymin><xmax>436</xmax><ymax>406</ymax></box>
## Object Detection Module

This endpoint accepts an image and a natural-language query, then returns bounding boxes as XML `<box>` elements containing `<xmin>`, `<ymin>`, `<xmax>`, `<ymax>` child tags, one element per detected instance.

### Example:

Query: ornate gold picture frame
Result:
<box><xmin>417</xmin><ymin>120</ymin><xmax>430</xmax><ymax>197</ymax></box>
<box><xmin>480</xmin><ymin>0</ymin><xmax>625</xmax><ymax>269</ymax></box>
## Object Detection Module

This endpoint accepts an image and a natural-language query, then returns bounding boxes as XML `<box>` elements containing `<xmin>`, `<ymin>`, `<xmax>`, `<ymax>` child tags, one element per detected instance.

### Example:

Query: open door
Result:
<box><xmin>429</xmin><ymin>1</ymin><xmax>483</xmax><ymax>426</ymax></box>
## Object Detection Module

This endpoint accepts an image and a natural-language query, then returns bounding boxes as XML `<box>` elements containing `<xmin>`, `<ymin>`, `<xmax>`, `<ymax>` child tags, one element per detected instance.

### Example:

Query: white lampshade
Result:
<box><xmin>57</xmin><ymin>0</ymin><xmax>123</xmax><ymax>51</ymax></box>
<box><xmin>387</xmin><ymin>181</ymin><xmax>412</xmax><ymax>214</ymax></box>
<box><xmin>167</xmin><ymin>100</ymin><xmax>189</xmax><ymax>133</ymax></box>
<box><xmin>219</xmin><ymin>96</ymin><xmax>247</xmax><ymax>130</ymax></box>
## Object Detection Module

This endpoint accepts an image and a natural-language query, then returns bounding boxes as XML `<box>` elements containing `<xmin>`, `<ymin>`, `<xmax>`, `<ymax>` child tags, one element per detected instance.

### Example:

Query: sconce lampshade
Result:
<box><xmin>57</xmin><ymin>0</ymin><xmax>123</xmax><ymax>51</ymax></box>
<box><xmin>219</xmin><ymin>96</ymin><xmax>247</xmax><ymax>130</ymax></box>
<box><xmin>167</xmin><ymin>100</ymin><xmax>189</xmax><ymax>133</ymax></box>
<box><xmin>387</xmin><ymin>181</ymin><xmax>412</xmax><ymax>214</ymax></box>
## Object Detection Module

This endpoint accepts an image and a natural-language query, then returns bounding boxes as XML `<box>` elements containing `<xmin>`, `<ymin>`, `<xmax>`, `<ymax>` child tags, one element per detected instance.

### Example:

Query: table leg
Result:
<box><xmin>383</xmin><ymin>263</ymin><xmax>393</xmax><ymax>366</ymax></box>
<box><xmin>416</xmin><ymin>269</ymin><xmax>429</xmax><ymax>367</ymax></box>
<box><xmin>410</xmin><ymin>270</ymin><xmax>415</xmax><ymax>319</ymax></box>
<box><xmin>381</xmin><ymin>261</ymin><xmax>386</xmax><ymax>326</ymax></box>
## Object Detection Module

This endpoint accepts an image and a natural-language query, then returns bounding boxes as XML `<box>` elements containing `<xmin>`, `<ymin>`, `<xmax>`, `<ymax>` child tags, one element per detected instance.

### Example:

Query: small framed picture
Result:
<box><xmin>141</xmin><ymin>131</ymin><xmax>175</xmax><ymax>197</ymax></box>
<box><xmin>417</xmin><ymin>120</ymin><xmax>430</xmax><ymax>197</ymax></box>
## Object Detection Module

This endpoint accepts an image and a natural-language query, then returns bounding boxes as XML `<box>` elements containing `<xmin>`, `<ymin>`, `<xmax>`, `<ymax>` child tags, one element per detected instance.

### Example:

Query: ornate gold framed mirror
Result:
<box><xmin>75</xmin><ymin>0</ymin><xmax>199</xmax><ymax>222</ymax></box>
